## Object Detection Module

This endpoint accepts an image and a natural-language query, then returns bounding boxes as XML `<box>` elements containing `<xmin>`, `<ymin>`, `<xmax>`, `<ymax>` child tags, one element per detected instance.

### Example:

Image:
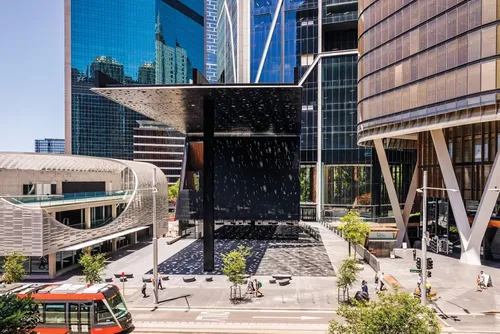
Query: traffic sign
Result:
<box><xmin>410</xmin><ymin>269</ymin><xmax>421</xmax><ymax>273</ymax></box>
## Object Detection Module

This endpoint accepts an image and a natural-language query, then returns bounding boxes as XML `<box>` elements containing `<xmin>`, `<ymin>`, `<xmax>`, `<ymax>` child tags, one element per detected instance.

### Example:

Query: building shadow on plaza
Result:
<box><xmin>147</xmin><ymin>225</ymin><xmax>334</xmax><ymax>277</ymax></box>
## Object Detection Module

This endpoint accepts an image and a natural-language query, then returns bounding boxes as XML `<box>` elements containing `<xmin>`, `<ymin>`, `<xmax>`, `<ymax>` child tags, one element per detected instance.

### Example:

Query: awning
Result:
<box><xmin>59</xmin><ymin>225</ymin><xmax>149</xmax><ymax>251</ymax></box>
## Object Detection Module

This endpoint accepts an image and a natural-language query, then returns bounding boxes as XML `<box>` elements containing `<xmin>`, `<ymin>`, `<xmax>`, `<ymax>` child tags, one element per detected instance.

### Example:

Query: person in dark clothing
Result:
<box><xmin>141</xmin><ymin>282</ymin><xmax>148</xmax><ymax>298</ymax></box>
<box><xmin>361</xmin><ymin>280</ymin><xmax>368</xmax><ymax>294</ymax></box>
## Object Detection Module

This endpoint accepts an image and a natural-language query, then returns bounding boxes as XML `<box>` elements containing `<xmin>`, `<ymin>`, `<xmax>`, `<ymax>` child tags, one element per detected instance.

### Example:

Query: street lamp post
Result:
<box><xmin>152</xmin><ymin>168</ymin><xmax>159</xmax><ymax>305</ymax></box>
<box><xmin>421</xmin><ymin>171</ymin><xmax>428</xmax><ymax>306</ymax></box>
<box><xmin>417</xmin><ymin>170</ymin><xmax>457</xmax><ymax>305</ymax></box>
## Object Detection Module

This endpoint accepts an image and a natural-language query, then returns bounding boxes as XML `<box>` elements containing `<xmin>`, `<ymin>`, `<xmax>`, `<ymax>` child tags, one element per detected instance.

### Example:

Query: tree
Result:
<box><xmin>169</xmin><ymin>179</ymin><xmax>180</xmax><ymax>202</ymax></box>
<box><xmin>339</xmin><ymin>211</ymin><xmax>370</xmax><ymax>258</ymax></box>
<box><xmin>328</xmin><ymin>291</ymin><xmax>440</xmax><ymax>334</ymax></box>
<box><xmin>2</xmin><ymin>252</ymin><xmax>27</xmax><ymax>284</ymax></box>
<box><xmin>300</xmin><ymin>167</ymin><xmax>311</xmax><ymax>202</ymax></box>
<box><xmin>222</xmin><ymin>245</ymin><xmax>252</xmax><ymax>286</ymax></box>
<box><xmin>336</xmin><ymin>258</ymin><xmax>363</xmax><ymax>302</ymax></box>
<box><xmin>0</xmin><ymin>293</ymin><xmax>40</xmax><ymax>334</ymax></box>
<box><xmin>78</xmin><ymin>248</ymin><xmax>107</xmax><ymax>284</ymax></box>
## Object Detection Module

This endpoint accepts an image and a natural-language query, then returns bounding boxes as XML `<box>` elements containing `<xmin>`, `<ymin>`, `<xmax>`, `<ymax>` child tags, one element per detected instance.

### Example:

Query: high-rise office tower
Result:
<box><xmin>205</xmin><ymin>0</ymin><xmax>218</xmax><ymax>83</ymax></box>
<box><xmin>217</xmin><ymin>0</ymin><xmax>415</xmax><ymax>219</ymax></box>
<box><xmin>34</xmin><ymin>139</ymin><xmax>65</xmax><ymax>154</ymax></box>
<box><xmin>65</xmin><ymin>0</ymin><xmax>205</xmax><ymax>159</ymax></box>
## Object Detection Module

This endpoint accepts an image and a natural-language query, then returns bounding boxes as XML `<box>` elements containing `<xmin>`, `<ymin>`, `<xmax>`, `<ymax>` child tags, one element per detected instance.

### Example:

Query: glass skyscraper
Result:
<box><xmin>34</xmin><ymin>139</ymin><xmax>65</xmax><ymax>154</ymax></box>
<box><xmin>65</xmin><ymin>0</ymin><xmax>205</xmax><ymax>159</ymax></box>
<box><xmin>217</xmin><ymin>0</ymin><xmax>414</xmax><ymax>219</ymax></box>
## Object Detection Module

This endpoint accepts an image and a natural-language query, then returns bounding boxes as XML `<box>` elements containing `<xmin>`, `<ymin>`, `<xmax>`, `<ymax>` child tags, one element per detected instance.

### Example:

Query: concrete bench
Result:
<box><xmin>272</xmin><ymin>274</ymin><xmax>292</xmax><ymax>280</ymax></box>
<box><xmin>279</xmin><ymin>279</ymin><xmax>291</xmax><ymax>286</ymax></box>
<box><xmin>162</xmin><ymin>276</ymin><xmax>169</xmax><ymax>281</ymax></box>
<box><xmin>183</xmin><ymin>277</ymin><xmax>196</xmax><ymax>283</ymax></box>
<box><xmin>142</xmin><ymin>277</ymin><xmax>152</xmax><ymax>283</ymax></box>
<box><xmin>269</xmin><ymin>279</ymin><xmax>276</xmax><ymax>284</ymax></box>
<box><xmin>205</xmin><ymin>277</ymin><xmax>213</xmax><ymax>282</ymax></box>
<box><xmin>105</xmin><ymin>277</ymin><xmax>113</xmax><ymax>283</ymax></box>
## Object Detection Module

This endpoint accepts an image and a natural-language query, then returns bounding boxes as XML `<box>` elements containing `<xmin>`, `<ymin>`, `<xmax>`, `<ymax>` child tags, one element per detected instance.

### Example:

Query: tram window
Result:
<box><xmin>81</xmin><ymin>302</ymin><xmax>91</xmax><ymax>324</ymax></box>
<box><xmin>45</xmin><ymin>303</ymin><xmax>66</xmax><ymax>324</ymax></box>
<box><xmin>37</xmin><ymin>304</ymin><xmax>44</xmax><ymax>323</ymax></box>
<box><xmin>94</xmin><ymin>300</ymin><xmax>114</xmax><ymax>324</ymax></box>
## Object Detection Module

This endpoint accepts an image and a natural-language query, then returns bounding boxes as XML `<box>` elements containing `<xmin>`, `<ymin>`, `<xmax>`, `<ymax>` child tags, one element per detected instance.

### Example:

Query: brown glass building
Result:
<box><xmin>357</xmin><ymin>0</ymin><xmax>500</xmax><ymax>265</ymax></box>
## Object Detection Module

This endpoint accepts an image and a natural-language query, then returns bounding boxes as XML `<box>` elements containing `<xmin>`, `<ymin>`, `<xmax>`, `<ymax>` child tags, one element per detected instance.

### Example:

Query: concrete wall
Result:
<box><xmin>0</xmin><ymin>169</ymin><xmax>122</xmax><ymax>195</ymax></box>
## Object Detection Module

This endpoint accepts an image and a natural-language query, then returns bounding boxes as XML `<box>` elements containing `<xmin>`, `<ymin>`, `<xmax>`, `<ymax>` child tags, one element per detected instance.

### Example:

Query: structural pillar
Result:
<box><xmin>111</xmin><ymin>204</ymin><xmax>117</xmax><ymax>219</ymax></box>
<box><xmin>111</xmin><ymin>238</ymin><xmax>118</xmax><ymax>252</ymax></box>
<box><xmin>374</xmin><ymin>139</ymin><xmax>406</xmax><ymax>246</ymax></box>
<box><xmin>203</xmin><ymin>98</ymin><xmax>215</xmax><ymax>272</ymax></box>
<box><xmin>48</xmin><ymin>253</ymin><xmax>57</xmax><ymax>277</ymax></box>
<box><xmin>84</xmin><ymin>207</ymin><xmax>91</xmax><ymax>229</ymax></box>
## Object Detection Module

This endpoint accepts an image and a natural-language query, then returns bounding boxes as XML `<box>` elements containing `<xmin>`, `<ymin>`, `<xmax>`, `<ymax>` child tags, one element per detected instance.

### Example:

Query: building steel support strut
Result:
<box><xmin>203</xmin><ymin>98</ymin><xmax>215</xmax><ymax>272</ymax></box>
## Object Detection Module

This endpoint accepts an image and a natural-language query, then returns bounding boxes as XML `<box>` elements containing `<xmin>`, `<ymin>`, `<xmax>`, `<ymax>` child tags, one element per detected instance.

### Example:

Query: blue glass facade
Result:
<box><xmin>68</xmin><ymin>0</ymin><xmax>205</xmax><ymax>159</ymax></box>
<box><xmin>35</xmin><ymin>139</ymin><xmax>65</xmax><ymax>154</ymax></box>
<box><xmin>205</xmin><ymin>0</ymin><xmax>218</xmax><ymax>83</ymax></box>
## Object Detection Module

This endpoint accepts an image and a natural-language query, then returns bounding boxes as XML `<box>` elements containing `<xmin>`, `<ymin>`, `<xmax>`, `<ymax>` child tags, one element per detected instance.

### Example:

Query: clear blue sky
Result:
<box><xmin>0</xmin><ymin>1</ymin><xmax>64</xmax><ymax>152</ymax></box>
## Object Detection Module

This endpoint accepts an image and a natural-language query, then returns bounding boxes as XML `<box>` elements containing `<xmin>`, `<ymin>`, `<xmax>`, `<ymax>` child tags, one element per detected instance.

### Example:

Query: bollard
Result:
<box><xmin>282</xmin><ymin>294</ymin><xmax>285</xmax><ymax>304</ymax></box>
<box><xmin>312</xmin><ymin>293</ymin><xmax>315</xmax><ymax>304</ymax></box>
<box><xmin>296</xmin><ymin>293</ymin><xmax>300</xmax><ymax>304</ymax></box>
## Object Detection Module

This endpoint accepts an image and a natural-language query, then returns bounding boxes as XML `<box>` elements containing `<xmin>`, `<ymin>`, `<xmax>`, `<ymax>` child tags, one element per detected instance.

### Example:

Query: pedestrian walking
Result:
<box><xmin>141</xmin><ymin>282</ymin><xmax>148</xmax><ymax>298</ymax></box>
<box><xmin>374</xmin><ymin>273</ymin><xmax>380</xmax><ymax>293</ymax></box>
<box><xmin>379</xmin><ymin>272</ymin><xmax>385</xmax><ymax>291</ymax></box>
<box><xmin>39</xmin><ymin>256</ymin><xmax>46</xmax><ymax>270</ymax></box>
<box><xmin>254</xmin><ymin>278</ymin><xmax>263</xmax><ymax>297</ymax></box>
<box><xmin>246</xmin><ymin>274</ymin><xmax>255</xmax><ymax>294</ymax></box>
<box><xmin>158</xmin><ymin>274</ymin><xmax>163</xmax><ymax>290</ymax></box>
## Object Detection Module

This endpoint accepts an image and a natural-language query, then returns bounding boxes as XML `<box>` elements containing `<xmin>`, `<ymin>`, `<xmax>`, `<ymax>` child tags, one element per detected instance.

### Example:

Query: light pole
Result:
<box><xmin>416</xmin><ymin>170</ymin><xmax>457</xmax><ymax>305</ymax></box>
<box><xmin>152</xmin><ymin>168</ymin><xmax>159</xmax><ymax>305</ymax></box>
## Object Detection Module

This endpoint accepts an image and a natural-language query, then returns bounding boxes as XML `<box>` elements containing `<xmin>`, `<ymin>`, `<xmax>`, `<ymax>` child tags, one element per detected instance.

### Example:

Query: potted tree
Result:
<box><xmin>222</xmin><ymin>246</ymin><xmax>251</xmax><ymax>303</ymax></box>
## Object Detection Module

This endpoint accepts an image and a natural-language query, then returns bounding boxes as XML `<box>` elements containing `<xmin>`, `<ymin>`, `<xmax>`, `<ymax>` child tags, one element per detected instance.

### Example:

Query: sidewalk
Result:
<box><xmin>378</xmin><ymin>248</ymin><xmax>500</xmax><ymax>314</ymax></box>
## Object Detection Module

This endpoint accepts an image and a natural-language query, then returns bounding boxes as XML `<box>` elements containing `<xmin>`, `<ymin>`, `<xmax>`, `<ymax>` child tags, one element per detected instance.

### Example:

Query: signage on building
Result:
<box><xmin>368</xmin><ymin>231</ymin><xmax>397</xmax><ymax>240</ymax></box>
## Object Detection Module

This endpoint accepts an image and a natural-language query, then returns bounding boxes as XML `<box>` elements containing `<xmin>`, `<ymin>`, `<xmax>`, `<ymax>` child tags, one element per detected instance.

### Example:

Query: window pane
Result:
<box><xmin>481</xmin><ymin>60</ymin><xmax>496</xmax><ymax>91</ymax></box>
<box><xmin>418</xmin><ymin>81</ymin><xmax>427</xmax><ymax>107</ymax></box>
<box><xmin>410</xmin><ymin>30</ymin><xmax>419</xmax><ymax>55</ymax></box>
<box><xmin>427</xmin><ymin>77</ymin><xmax>436</xmax><ymax>104</ymax></box>
<box><xmin>482</xmin><ymin>0</ymin><xmax>497</xmax><ymax>24</ymax></box>
<box><xmin>395</xmin><ymin>37</ymin><xmax>403</xmax><ymax>61</ymax></box>
<box><xmin>94</xmin><ymin>300</ymin><xmax>114</xmax><ymax>324</ymax></box>
<box><xmin>402</xmin><ymin>59</ymin><xmax>411</xmax><ymax>84</ymax></box>
<box><xmin>428</xmin><ymin>49</ymin><xmax>437</xmax><ymax>75</ymax></box>
<box><xmin>428</xmin><ymin>0</ymin><xmax>437</xmax><ymax>18</ymax></box>
<box><xmin>419</xmin><ymin>53</ymin><xmax>427</xmax><ymax>79</ymax></box>
<box><xmin>45</xmin><ymin>303</ymin><xmax>66</xmax><ymax>324</ymax></box>
<box><xmin>482</xmin><ymin>26</ymin><xmax>496</xmax><ymax>58</ymax></box>
<box><xmin>447</xmin><ymin>71</ymin><xmax>456</xmax><ymax>99</ymax></box>
<box><xmin>469</xmin><ymin>30</ymin><xmax>481</xmax><ymax>62</ymax></box>
<box><xmin>410</xmin><ymin>2</ymin><xmax>419</xmax><ymax>28</ymax></box>
<box><xmin>437</xmin><ymin>75</ymin><xmax>447</xmax><ymax>101</ymax></box>
<box><xmin>436</xmin><ymin>15</ymin><xmax>447</xmax><ymax>44</ymax></box>
<box><xmin>395</xmin><ymin>63</ymin><xmax>403</xmax><ymax>86</ymax></box>
<box><xmin>447</xmin><ymin>9</ymin><xmax>457</xmax><ymax>39</ymax></box>
<box><xmin>410</xmin><ymin>84</ymin><xmax>418</xmax><ymax>108</ymax></box>
<box><xmin>419</xmin><ymin>25</ymin><xmax>427</xmax><ymax>51</ymax></box>
<box><xmin>447</xmin><ymin>40</ymin><xmax>457</xmax><ymax>69</ymax></box>
<box><xmin>437</xmin><ymin>45</ymin><xmax>447</xmax><ymax>72</ymax></box>
<box><xmin>427</xmin><ymin>20</ymin><xmax>436</xmax><ymax>47</ymax></box>
<box><xmin>411</xmin><ymin>56</ymin><xmax>418</xmax><ymax>81</ymax></box>
<box><xmin>402</xmin><ymin>87</ymin><xmax>410</xmax><ymax>110</ymax></box>
<box><xmin>457</xmin><ymin>3</ymin><xmax>469</xmax><ymax>34</ymax></box>
<box><xmin>469</xmin><ymin>0</ymin><xmax>482</xmax><ymax>30</ymax></box>
<box><xmin>468</xmin><ymin>63</ymin><xmax>481</xmax><ymax>94</ymax></box>
<box><xmin>458</xmin><ymin>35</ymin><xmax>468</xmax><ymax>66</ymax></box>
<box><xmin>456</xmin><ymin>67</ymin><xmax>468</xmax><ymax>97</ymax></box>
<box><xmin>402</xmin><ymin>34</ymin><xmax>410</xmax><ymax>58</ymax></box>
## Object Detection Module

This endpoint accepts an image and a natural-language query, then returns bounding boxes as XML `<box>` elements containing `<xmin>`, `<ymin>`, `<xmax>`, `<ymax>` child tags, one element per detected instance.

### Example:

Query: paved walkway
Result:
<box><xmin>378</xmin><ymin>248</ymin><xmax>500</xmax><ymax>314</ymax></box>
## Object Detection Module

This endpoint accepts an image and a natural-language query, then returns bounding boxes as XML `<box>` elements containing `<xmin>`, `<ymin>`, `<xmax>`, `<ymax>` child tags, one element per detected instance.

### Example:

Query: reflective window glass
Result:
<box><xmin>468</xmin><ymin>30</ymin><xmax>481</xmax><ymax>62</ymax></box>
<box><xmin>482</xmin><ymin>26</ymin><xmax>496</xmax><ymax>58</ymax></box>
<box><xmin>410</xmin><ymin>84</ymin><xmax>418</xmax><ymax>108</ymax></box>
<box><xmin>457</xmin><ymin>3</ymin><xmax>469</xmax><ymax>34</ymax></box>
<box><xmin>447</xmin><ymin>40</ymin><xmax>457</xmax><ymax>69</ymax></box>
<box><xmin>410</xmin><ymin>3</ymin><xmax>419</xmax><ymax>28</ymax></box>
<box><xmin>428</xmin><ymin>0</ymin><xmax>437</xmax><ymax>18</ymax></box>
<box><xmin>427</xmin><ymin>77</ymin><xmax>436</xmax><ymax>104</ymax></box>
<box><xmin>437</xmin><ymin>75</ymin><xmax>447</xmax><ymax>101</ymax></box>
<box><xmin>482</xmin><ymin>0</ymin><xmax>497</xmax><ymax>24</ymax></box>
<box><xmin>401</xmin><ymin>87</ymin><xmax>410</xmax><ymax>110</ymax></box>
<box><xmin>411</xmin><ymin>56</ymin><xmax>419</xmax><ymax>81</ymax></box>
<box><xmin>456</xmin><ymin>67</ymin><xmax>468</xmax><ymax>97</ymax></box>
<box><xmin>410</xmin><ymin>30</ymin><xmax>419</xmax><ymax>55</ymax></box>
<box><xmin>419</xmin><ymin>53</ymin><xmax>428</xmax><ymax>79</ymax></box>
<box><xmin>427</xmin><ymin>20</ymin><xmax>436</xmax><ymax>47</ymax></box>
<box><xmin>469</xmin><ymin>0</ymin><xmax>482</xmax><ymax>29</ymax></box>
<box><xmin>395</xmin><ymin>64</ymin><xmax>403</xmax><ymax>86</ymax></box>
<box><xmin>402</xmin><ymin>34</ymin><xmax>410</xmax><ymax>58</ymax></box>
<box><xmin>481</xmin><ymin>60</ymin><xmax>496</xmax><ymax>91</ymax></box>
<box><xmin>446</xmin><ymin>71</ymin><xmax>456</xmax><ymax>100</ymax></box>
<box><xmin>447</xmin><ymin>9</ymin><xmax>457</xmax><ymax>39</ymax></box>
<box><xmin>436</xmin><ymin>15</ymin><xmax>447</xmax><ymax>44</ymax></box>
<box><xmin>468</xmin><ymin>63</ymin><xmax>481</xmax><ymax>94</ymax></box>
<box><xmin>428</xmin><ymin>49</ymin><xmax>437</xmax><ymax>75</ymax></box>
<box><xmin>437</xmin><ymin>45</ymin><xmax>447</xmax><ymax>72</ymax></box>
<box><xmin>457</xmin><ymin>35</ymin><xmax>468</xmax><ymax>66</ymax></box>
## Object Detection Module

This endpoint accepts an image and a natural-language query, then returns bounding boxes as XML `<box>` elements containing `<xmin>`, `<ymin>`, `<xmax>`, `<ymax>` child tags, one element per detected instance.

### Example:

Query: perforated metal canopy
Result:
<box><xmin>91</xmin><ymin>84</ymin><xmax>302</xmax><ymax>135</ymax></box>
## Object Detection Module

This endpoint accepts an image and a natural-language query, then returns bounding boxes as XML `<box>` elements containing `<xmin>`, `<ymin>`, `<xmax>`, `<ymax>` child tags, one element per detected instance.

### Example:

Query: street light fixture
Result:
<box><xmin>417</xmin><ymin>171</ymin><xmax>457</xmax><ymax>306</ymax></box>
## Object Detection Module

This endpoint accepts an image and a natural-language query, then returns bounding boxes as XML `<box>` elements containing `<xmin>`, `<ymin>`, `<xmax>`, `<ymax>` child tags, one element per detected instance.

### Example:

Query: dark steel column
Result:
<box><xmin>203</xmin><ymin>98</ymin><xmax>215</xmax><ymax>272</ymax></box>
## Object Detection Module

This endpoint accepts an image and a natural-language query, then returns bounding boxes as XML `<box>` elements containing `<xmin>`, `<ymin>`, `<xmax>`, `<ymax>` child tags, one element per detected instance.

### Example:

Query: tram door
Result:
<box><xmin>69</xmin><ymin>302</ymin><xmax>91</xmax><ymax>333</ymax></box>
